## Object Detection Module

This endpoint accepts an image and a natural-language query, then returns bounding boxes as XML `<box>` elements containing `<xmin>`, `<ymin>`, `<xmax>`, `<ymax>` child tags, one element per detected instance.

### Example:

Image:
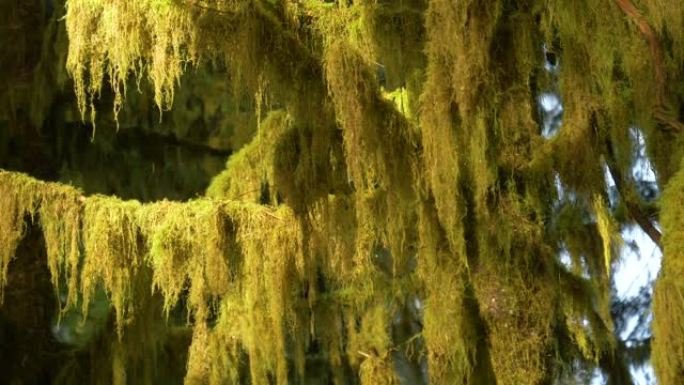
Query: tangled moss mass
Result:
<box><xmin>1</xmin><ymin>0</ymin><xmax>684</xmax><ymax>383</ymax></box>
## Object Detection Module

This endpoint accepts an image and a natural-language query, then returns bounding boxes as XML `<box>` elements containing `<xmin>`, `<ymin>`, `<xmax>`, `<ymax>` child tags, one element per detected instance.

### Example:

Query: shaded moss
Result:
<box><xmin>653</xmin><ymin>158</ymin><xmax>684</xmax><ymax>385</ymax></box>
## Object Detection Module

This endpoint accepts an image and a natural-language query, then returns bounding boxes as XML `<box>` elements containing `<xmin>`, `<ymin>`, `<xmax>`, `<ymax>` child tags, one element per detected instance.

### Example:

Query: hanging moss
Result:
<box><xmin>354</xmin><ymin>305</ymin><xmax>400</xmax><ymax>385</ymax></box>
<box><xmin>82</xmin><ymin>196</ymin><xmax>142</xmax><ymax>336</ymax></box>
<box><xmin>322</xmin><ymin>37</ymin><xmax>421</xmax><ymax>277</ymax></box>
<box><xmin>653</xmin><ymin>159</ymin><xmax>684</xmax><ymax>385</ymax></box>
<box><xmin>0</xmin><ymin>170</ymin><xmax>311</xmax><ymax>384</ymax></box>
<box><xmin>0</xmin><ymin>171</ymin><xmax>82</xmax><ymax>303</ymax></box>
<box><xmin>416</xmin><ymin>200</ymin><xmax>474</xmax><ymax>384</ymax></box>
<box><xmin>473</xmin><ymin>265</ymin><xmax>555</xmax><ymax>384</ymax></box>
<box><xmin>0</xmin><ymin>172</ymin><xmax>41</xmax><ymax>299</ymax></box>
<box><xmin>4</xmin><ymin>0</ymin><xmax>683</xmax><ymax>383</ymax></box>
<box><xmin>206</xmin><ymin>110</ymin><xmax>292</xmax><ymax>203</ymax></box>
<box><xmin>38</xmin><ymin>182</ymin><xmax>82</xmax><ymax>313</ymax></box>
<box><xmin>65</xmin><ymin>0</ymin><xmax>198</xmax><ymax>124</ymax></box>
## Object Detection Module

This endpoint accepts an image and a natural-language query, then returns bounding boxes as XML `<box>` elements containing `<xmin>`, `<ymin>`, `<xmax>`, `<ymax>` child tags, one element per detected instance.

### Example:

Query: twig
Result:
<box><xmin>604</xmin><ymin>138</ymin><xmax>662</xmax><ymax>249</ymax></box>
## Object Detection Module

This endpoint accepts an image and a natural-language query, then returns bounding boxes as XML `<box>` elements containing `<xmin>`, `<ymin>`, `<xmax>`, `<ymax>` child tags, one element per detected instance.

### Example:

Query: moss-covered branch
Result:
<box><xmin>605</xmin><ymin>138</ymin><xmax>662</xmax><ymax>248</ymax></box>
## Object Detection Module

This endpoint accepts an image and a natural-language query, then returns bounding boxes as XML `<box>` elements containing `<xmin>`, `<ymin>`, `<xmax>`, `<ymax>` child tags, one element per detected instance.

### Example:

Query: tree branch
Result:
<box><xmin>604</xmin><ymin>138</ymin><xmax>663</xmax><ymax>249</ymax></box>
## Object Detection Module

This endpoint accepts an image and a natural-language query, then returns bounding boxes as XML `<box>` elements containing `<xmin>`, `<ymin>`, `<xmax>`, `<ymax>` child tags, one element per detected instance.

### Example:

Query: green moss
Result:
<box><xmin>343</xmin><ymin>304</ymin><xmax>399</xmax><ymax>385</ymax></box>
<box><xmin>0</xmin><ymin>170</ymin><xmax>309</xmax><ymax>384</ymax></box>
<box><xmin>6</xmin><ymin>0</ymin><xmax>683</xmax><ymax>383</ymax></box>
<box><xmin>82</xmin><ymin>196</ymin><xmax>142</xmax><ymax>336</ymax></box>
<box><xmin>653</xmin><ymin>159</ymin><xmax>684</xmax><ymax>384</ymax></box>
<box><xmin>473</xmin><ymin>266</ymin><xmax>555</xmax><ymax>385</ymax></box>
<box><xmin>0</xmin><ymin>171</ymin><xmax>82</xmax><ymax>303</ymax></box>
<box><xmin>206</xmin><ymin>110</ymin><xmax>292</xmax><ymax>203</ymax></box>
<box><xmin>417</xmin><ymin>201</ymin><xmax>474</xmax><ymax>384</ymax></box>
<box><xmin>38</xmin><ymin>183</ymin><xmax>83</xmax><ymax>313</ymax></box>
<box><xmin>65</xmin><ymin>0</ymin><xmax>197</xmax><ymax>124</ymax></box>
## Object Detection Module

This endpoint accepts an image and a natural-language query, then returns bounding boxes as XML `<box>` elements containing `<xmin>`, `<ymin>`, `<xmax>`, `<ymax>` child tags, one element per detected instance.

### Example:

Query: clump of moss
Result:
<box><xmin>137</xmin><ymin>199</ymin><xmax>233</xmax><ymax>318</ymax></box>
<box><xmin>138</xmin><ymin>199</ymin><xmax>306</xmax><ymax>385</ymax></box>
<box><xmin>653</xmin><ymin>159</ymin><xmax>684</xmax><ymax>385</ymax></box>
<box><xmin>38</xmin><ymin>182</ymin><xmax>83</xmax><ymax>313</ymax></box>
<box><xmin>82</xmin><ymin>196</ymin><xmax>141</xmax><ymax>336</ymax></box>
<box><xmin>0</xmin><ymin>172</ymin><xmax>43</xmax><ymax>299</ymax></box>
<box><xmin>473</xmin><ymin>265</ymin><xmax>554</xmax><ymax>385</ymax></box>
<box><xmin>65</xmin><ymin>0</ymin><xmax>198</xmax><ymax>123</ymax></box>
<box><xmin>323</xmin><ymin>38</ymin><xmax>420</xmax><ymax>276</ymax></box>
<box><xmin>344</xmin><ymin>304</ymin><xmax>399</xmax><ymax>385</ymax></box>
<box><xmin>231</xmin><ymin>203</ymin><xmax>305</xmax><ymax>385</ymax></box>
<box><xmin>416</xmin><ymin>201</ymin><xmax>474</xmax><ymax>384</ymax></box>
<box><xmin>0</xmin><ymin>170</ymin><xmax>311</xmax><ymax>384</ymax></box>
<box><xmin>0</xmin><ymin>171</ymin><xmax>82</xmax><ymax>304</ymax></box>
<box><xmin>206</xmin><ymin>110</ymin><xmax>292</xmax><ymax>204</ymax></box>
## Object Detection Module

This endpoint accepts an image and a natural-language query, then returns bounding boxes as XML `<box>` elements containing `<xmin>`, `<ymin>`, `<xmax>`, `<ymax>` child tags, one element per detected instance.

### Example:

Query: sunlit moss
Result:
<box><xmin>206</xmin><ymin>110</ymin><xmax>292</xmax><ymax>203</ymax></box>
<box><xmin>65</xmin><ymin>0</ymin><xmax>197</xmax><ymax>124</ymax></box>
<box><xmin>5</xmin><ymin>0</ymin><xmax>684</xmax><ymax>383</ymax></box>
<box><xmin>82</xmin><ymin>196</ymin><xmax>141</xmax><ymax>336</ymax></box>
<box><xmin>138</xmin><ymin>199</ymin><xmax>231</xmax><ymax>317</ymax></box>
<box><xmin>0</xmin><ymin>170</ymin><xmax>308</xmax><ymax>384</ymax></box>
<box><xmin>39</xmin><ymin>184</ymin><xmax>83</xmax><ymax>313</ymax></box>
<box><xmin>0</xmin><ymin>171</ymin><xmax>82</xmax><ymax>303</ymax></box>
